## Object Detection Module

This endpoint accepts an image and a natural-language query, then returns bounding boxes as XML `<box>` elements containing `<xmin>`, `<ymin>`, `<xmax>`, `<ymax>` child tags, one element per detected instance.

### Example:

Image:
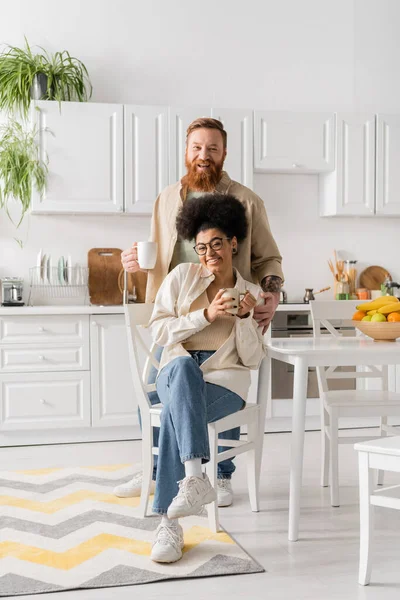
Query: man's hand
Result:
<box><xmin>121</xmin><ymin>243</ymin><xmax>141</xmax><ymax>273</ymax></box>
<box><xmin>253</xmin><ymin>292</ymin><xmax>280</xmax><ymax>334</ymax></box>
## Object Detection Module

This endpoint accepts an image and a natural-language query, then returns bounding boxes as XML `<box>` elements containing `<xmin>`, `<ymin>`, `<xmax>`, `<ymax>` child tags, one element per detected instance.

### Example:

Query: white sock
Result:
<box><xmin>184</xmin><ymin>458</ymin><xmax>203</xmax><ymax>479</ymax></box>
<box><xmin>161</xmin><ymin>515</ymin><xmax>178</xmax><ymax>527</ymax></box>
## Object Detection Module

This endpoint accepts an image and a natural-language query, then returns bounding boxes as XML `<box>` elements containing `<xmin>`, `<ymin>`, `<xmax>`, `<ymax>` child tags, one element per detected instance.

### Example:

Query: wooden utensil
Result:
<box><xmin>314</xmin><ymin>286</ymin><xmax>331</xmax><ymax>295</ymax></box>
<box><xmin>359</xmin><ymin>266</ymin><xmax>391</xmax><ymax>290</ymax></box>
<box><xmin>88</xmin><ymin>248</ymin><xmax>124</xmax><ymax>305</ymax></box>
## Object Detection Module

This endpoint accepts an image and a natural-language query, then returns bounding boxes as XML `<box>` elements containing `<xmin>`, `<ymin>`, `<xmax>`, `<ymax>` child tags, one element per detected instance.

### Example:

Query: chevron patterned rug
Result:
<box><xmin>0</xmin><ymin>463</ymin><xmax>264</xmax><ymax>596</ymax></box>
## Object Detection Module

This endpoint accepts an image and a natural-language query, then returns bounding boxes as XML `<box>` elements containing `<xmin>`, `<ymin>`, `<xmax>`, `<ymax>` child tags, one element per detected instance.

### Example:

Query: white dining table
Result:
<box><xmin>264</xmin><ymin>336</ymin><xmax>400</xmax><ymax>542</ymax></box>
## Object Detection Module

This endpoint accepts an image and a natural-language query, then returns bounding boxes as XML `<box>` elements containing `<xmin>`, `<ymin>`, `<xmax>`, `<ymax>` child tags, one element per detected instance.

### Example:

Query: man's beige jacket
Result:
<box><xmin>145</xmin><ymin>172</ymin><xmax>284</xmax><ymax>302</ymax></box>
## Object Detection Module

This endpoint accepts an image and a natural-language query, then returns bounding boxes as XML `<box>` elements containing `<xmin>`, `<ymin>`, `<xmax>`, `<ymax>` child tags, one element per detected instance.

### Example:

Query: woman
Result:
<box><xmin>148</xmin><ymin>193</ymin><xmax>266</xmax><ymax>563</ymax></box>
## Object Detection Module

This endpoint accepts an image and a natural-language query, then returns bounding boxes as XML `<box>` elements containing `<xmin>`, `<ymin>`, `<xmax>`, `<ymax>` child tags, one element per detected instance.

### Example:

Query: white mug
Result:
<box><xmin>221</xmin><ymin>288</ymin><xmax>247</xmax><ymax>315</ymax></box>
<box><xmin>137</xmin><ymin>241</ymin><xmax>157</xmax><ymax>270</ymax></box>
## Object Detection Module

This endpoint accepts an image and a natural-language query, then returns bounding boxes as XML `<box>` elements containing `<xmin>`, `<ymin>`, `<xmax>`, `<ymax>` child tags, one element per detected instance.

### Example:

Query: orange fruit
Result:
<box><xmin>352</xmin><ymin>310</ymin><xmax>366</xmax><ymax>321</ymax></box>
<box><xmin>387</xmin><ymin>312</ymin><xmax>400</xmax><ymax>322</ymax></box>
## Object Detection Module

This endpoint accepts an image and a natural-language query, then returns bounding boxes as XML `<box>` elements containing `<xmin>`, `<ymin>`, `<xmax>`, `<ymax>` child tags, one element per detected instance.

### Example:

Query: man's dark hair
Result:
<box><xmin>176</xmin><ymin>193</ymin><xmax>248</xmax><ymax>242</ymax></box>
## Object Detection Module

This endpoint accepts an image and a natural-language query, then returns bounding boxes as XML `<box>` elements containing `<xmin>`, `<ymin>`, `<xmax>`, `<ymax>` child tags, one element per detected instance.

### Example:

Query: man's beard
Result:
<box><xmin>182</xmin><ymin>156</ymin><xmax>224</xmax><ymax>192</ymax></box>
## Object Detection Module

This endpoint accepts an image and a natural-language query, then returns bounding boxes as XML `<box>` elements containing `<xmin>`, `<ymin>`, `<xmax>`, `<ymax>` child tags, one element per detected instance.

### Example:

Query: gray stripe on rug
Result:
<box><xmin>0</xmin><ymin>511</ymin><xmax>161</xmax><ymax>537</ymax></box>
<box><xmin>0</xmin><ymin>574</ymin><xmax>63</xmax><ymax>596</ymax></box>
<box><xmin>0</xmin><ymin>475</ymin><xmax>133</xmax><ymax>493</ymax></box>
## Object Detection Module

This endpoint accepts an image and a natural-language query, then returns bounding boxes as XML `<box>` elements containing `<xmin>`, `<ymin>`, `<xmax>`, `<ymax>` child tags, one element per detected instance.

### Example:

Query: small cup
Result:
<box><xmin>221</xmin><ymin>288</ymin><xmax>247</xmax><ymax>315</ymax></box>
<box><xmin>137</xmin><ymin>242</ymin><xmax>157</xmax><ymax>270</ymax></box>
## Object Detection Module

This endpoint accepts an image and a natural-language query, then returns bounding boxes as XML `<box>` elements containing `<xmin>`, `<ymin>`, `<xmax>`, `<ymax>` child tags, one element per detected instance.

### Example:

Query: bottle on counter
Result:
<box><xmin>344</xmin><ymin>260</ymin><xmax>357</xmax><ymax>296</ymax></box>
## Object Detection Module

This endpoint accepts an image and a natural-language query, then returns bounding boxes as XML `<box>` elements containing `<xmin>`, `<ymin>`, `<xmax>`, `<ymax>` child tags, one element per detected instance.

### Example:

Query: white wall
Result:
<box><xmin>1</xmin><ymin>0</ymin><xmax>400</xmax><ymax>300</ymax></box>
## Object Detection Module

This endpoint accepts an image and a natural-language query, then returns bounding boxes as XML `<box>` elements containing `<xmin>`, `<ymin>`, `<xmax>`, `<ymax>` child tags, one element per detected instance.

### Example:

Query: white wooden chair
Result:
<box><xmin>355</xmin><ymin>436</ymin><xmax>400</xmax><ymax>585</ymax></box>
<box><xmin>310</xmin><ymin>300</ymin><xmax>400</xmax><ymax>507</ymax></box>
<box><xmin>124</xmin><ymin>303</ymin><xmax>265</xmax><ymax>532</ymax></box>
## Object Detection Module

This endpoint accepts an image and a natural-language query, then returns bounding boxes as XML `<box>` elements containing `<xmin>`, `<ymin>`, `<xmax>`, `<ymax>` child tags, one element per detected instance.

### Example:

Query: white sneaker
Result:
<box><xmin>151</xmin><ymin>522</ymin><xmax>184</xmax><ymax>563</ymax></box>
<box><xmin>217</xmin><ymin>478</ymin><xmax>233</xmax><ymax>507</ymax></box>
<box><xmin>113</xmin><ymin>471</ymin><xmax>155</xmax><ymax>498</ymax></box>
<box><xmin>167</xmin><ymin>474</ymin><xmax>217</xmax><ymax>519</ymax></box>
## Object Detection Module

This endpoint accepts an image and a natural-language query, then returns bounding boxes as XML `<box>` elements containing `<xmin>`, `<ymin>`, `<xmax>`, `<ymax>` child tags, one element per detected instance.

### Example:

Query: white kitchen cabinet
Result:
<box><xmin>90</xmin><ymin>314</ymin><xmax>138</xmax><ymax>429</ymax></box>
<box><xmin>169</xmin><ymin>106</ymin><xmax>212</xmax><ymax>183</ymax></box>
<box><xmin>319</xmin><ymin>114</ymin><xmax>376</xmax><ymax>216</ymax></box>
<box><xmin>376</xmin><ymin>114</ymin><xmax>400</xmax><ymax>216</ymax></box>
<box><xmin>211</xmin><ymin>108</ymin><xmax>253</xmax><ymax>189</ymax></box>
<box><xmin>254</xmin><ymin>111</ymin><xmax>335</xmax><ymax>173</ymax></box>
<box><xmin>0</xmin><ymin>371</ymin><xmax>91</xmax><ymax>430</ymax></box>
<box><xmin>124</xmin><ymin>105</ymin><xmax>169</xmax><ymax>214</ymax></box>
<box><xmin>31</xmin><ymin>101</ymin><xmax>124</xmax><ymax>213</ymax></box>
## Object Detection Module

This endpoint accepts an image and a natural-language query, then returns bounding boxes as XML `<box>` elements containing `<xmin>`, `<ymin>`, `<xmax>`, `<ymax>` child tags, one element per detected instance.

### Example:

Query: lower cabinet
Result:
<box><xmin>0</xmin><ymin>312</ymin><xmax>139</xmax><ymax>446</ymax></box>
<box><xmin>90</xmin><ymin>314</ymin><xmax>139</xmax><ymax>428</ymax></box>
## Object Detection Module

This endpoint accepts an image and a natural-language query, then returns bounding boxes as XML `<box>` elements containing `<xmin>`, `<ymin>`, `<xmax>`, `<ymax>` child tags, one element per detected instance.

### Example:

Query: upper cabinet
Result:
<box><xmin>254</xmin><ymin>111</ymin><xmax>335</xmax><ymax>173</ymax></box>
<box><xmin>320</xmin><ymin>114</ymin><xmax>376</xmax><ymax>216</ymax></box>
<box><xmin>320</xmin><ymin>113</ymin><xmax>400</xmax><ymax>217</ymax></box>
<box><xmin>31</xmin><ymin>101</ymin><xmax>124</xmax><ymax>213</ymax></box>
<box><xmin>124</xmin><ymin>105</ymin><xmax>169</xmax><ymax>214</ymax></box>
<box><xmin>211</xmin><ymin>108</ymin><xmax>253</xmax><ymax>189</ymax></box>
<box><xmin>169</xmin><ymin>107</ymin><xmax>254</xmax><ymax>189</ymax></box>
<box><xmin>376</xmin><ymin>114</ymin><xmax>400</xmax><ymax>216</ymax></box>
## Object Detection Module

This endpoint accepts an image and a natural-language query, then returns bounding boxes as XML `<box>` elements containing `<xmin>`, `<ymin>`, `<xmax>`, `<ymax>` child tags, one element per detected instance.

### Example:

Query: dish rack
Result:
<box><xmin>28</xmin><ymin>266</ymin><xmax>89</xmax><ymax>306</ymax></box>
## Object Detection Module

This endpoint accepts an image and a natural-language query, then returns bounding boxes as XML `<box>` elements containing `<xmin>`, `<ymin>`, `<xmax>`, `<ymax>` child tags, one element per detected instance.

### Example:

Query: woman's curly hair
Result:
<box><xmin>176</xmin><ymin>193</ymin><xmax>248</xmax><ymax>242</ymax></box>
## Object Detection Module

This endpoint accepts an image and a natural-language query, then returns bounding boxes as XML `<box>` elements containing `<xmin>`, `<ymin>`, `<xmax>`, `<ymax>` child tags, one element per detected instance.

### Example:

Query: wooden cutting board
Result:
<box><xmin>88</xmin><ymin>248</ymin><xmax>124</xmax><ymax>305</ymax></box>
<box><xmin>359</xmin><ymin>266</ymin><xmax>391</xmax><ymax>290</ymax></box>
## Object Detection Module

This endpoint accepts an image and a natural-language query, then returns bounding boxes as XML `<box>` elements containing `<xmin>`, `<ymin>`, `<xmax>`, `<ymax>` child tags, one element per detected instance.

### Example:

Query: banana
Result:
<box><xmin>367</xmin><ymin>310</ymin><xmax>378</xmax><ymax>315</ymax></box>
<box><xmin>356</xmin><ymin>296</ymin><xmax>399</xmax><ymax>312</ymax></box>
<box><xmin>377</xmin><ymin>302</ymin><xmax>400</xmax><ymax>315</ymax></box>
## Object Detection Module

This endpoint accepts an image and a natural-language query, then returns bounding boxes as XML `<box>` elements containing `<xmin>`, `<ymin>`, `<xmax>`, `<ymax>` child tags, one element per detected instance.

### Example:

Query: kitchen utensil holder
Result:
<box><xmin>28</xmin><ymin>266</ymin><xmax>89</xmax><ymax>306</ymax></box>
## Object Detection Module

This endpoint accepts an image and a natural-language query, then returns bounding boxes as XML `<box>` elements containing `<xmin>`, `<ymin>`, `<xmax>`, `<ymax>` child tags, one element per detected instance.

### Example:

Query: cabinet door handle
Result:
<box><xmin>38</xmin><ymin>355</ymin><xmax>45</xmax><ymax>361</ymax></box>
<box><xmin>92</xmin><ymin>321</ymin><xmax>97</xmax><ymax>326</ymax></box>
<box><xmin>292</xmin><ymin>163</ymin><xmax>302</xmax><ymax>168</ymax></box>
<box><xmin>40</xmin><ymin>398</ymin><xmax>46</xmax><ymax>404</ymax></box>
<box><xmin>38</xmin><ymin>327</ymin><xmax>45</xmax><ymax>332</ymax></box>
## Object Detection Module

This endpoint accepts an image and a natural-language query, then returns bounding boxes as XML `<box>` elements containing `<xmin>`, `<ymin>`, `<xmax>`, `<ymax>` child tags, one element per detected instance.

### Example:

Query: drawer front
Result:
<box><xmin>0</xmin><ymin>372</ymin><xmax>91</xmax><ymax>430</ymax></box>
<box><xmin>0</xmin><ymin>316</ymin><xmax>89</xmax><ymax>344</ymax></box>
<box><xmin>0</xmin><ymin>344</ymin><xmax>89</xmax><ymax>372</ymax></box>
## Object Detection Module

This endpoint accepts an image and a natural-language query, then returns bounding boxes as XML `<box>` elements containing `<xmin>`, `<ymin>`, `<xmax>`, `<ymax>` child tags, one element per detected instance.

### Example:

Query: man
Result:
<box><xmin>115</xmin><ymin>117</ymin><xmax>284</xmax><ymax>507</ymax></box>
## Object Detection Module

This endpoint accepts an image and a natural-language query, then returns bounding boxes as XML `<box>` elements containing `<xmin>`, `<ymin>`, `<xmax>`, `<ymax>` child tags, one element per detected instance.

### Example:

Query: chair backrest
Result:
<box><xmin>124</xmin><ymin>303</ymin><xmax>160</xmax><ymax>413</ymax></box>
<box><xmin>309</xmin><ymin>300</ymin><xmax>386</xmax><ymax>393</ymax></box>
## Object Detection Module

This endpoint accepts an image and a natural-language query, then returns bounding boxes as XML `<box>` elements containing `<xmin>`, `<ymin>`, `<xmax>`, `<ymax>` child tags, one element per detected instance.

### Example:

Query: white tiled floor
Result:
<box><xmin>2</xmin><ymin>429</ymin><xmax>400</xmax><ymax>599</ymax></box>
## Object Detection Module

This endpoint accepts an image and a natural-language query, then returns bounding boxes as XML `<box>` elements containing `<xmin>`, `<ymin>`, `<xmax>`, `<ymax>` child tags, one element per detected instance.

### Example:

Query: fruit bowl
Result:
<box><xmin>353</xmin><ymin>320</ymin><xmax>400</xmax><ymax>342</ymax></box>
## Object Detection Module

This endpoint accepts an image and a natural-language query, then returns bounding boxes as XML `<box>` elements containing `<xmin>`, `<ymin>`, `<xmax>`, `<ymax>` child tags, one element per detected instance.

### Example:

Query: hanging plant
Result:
<box><xmin>0</xmin><ymin>37</ymin><xmax>92</xmax><ymax>118</ymax></box>
<box><xmin>0</xmin><ymin>119</ymin><xmax>48</xmax><ymax>228</ymax></box>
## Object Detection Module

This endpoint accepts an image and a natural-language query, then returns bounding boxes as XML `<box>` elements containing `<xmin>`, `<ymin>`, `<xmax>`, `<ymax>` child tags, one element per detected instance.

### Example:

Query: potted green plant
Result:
<box><xmin>0</xmin><ymin>119</ymin><xmax>47</xmax><ymax>228</ymax></box>
<box><xmin>0</xmin><ymin>37</ymin><xmax>92</xmax><ymax>118</ymax></box>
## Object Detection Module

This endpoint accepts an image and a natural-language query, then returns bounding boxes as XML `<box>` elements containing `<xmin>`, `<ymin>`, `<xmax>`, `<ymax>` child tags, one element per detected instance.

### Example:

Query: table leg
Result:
<box><xmin>289</xmin><ymin>356</ymin><xmax>308</xmax><ymax>541</ymax></box>
<box><xmin>358</xmin><ymin>451</ymin><xmax>374</xmax><ymax>586</ymax></box>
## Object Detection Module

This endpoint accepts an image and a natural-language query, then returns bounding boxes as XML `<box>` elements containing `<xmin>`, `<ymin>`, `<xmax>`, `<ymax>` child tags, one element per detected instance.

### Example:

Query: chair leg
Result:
<box><xmin>321</xmin><ymin>403</ymin><xmax>330</xmax><ymax>488</ymax></box>
<box><xmin>358</xmin><ymin>452</ymin><xmax>374</xmax><ymax>585</ymax></box>
<box><xmin>246</xmin><ymin>420</ymin><xmax>260</xmax><ymax>512</ymax></box>
<box><xmin>377</xmin><ymin>417</ymin><xmax>387</xmax><ymax>486</ymax></box>
<box><xmin>206</xmin><ymin>424</ymin><xmax>220</xmax><ymax>533</ymax></box>
<box><xmin>139</xmin><ymin>424</ymin><xmax>154</xmax><ymax>518</ymax></box>
<box><xmin>329</xmin><ymin>408</ymin><xmax>340</xmax><ymax>507</ymax></box>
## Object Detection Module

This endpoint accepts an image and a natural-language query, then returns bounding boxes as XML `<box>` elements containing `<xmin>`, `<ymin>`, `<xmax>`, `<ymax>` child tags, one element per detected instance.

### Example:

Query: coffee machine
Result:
<box><xmin>1</xmin><ymin>277</ymin><xmax>24</xmax><ymax>306</ymax></box>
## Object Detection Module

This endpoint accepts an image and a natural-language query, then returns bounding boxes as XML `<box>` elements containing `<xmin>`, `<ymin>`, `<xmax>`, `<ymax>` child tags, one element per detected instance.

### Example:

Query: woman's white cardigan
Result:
<box><xmin>148</xmin><ymin>263</ymin><xmax>266</xmax><ymax>400</ymax></box>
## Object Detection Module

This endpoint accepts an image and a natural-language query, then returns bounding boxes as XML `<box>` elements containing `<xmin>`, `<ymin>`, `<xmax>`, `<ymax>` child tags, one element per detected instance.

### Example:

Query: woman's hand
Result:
<box><xmin>121</xmin><ymin>243</ymin><xmax>141</xmax><ymax>273</ymax></box>
<box><xmin>237</xmin><ymin>291</ymin><xmax>257</xmax><ymax>318</ymax></box>
<box><xmin>205</xmin><ymin>289</ymin><xmax>236</xmax><ymax>323</ymax></box>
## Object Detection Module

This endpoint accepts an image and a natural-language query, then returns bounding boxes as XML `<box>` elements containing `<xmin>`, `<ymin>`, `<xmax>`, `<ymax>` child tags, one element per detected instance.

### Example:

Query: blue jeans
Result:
<box><xmin>152</xmin><ymin>353</ymin><xmax>245</xmax><ymax>514</ymax></box>
<box><xmin>140</xmin><ymin>346</ymin><xmax>241</xmax><ymax>481</ymax></box>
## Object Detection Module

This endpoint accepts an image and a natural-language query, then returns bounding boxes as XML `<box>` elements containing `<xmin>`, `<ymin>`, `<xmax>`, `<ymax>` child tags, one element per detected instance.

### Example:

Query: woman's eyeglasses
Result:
<box><xmin>193</xmin><ymin>237</ymin><xmax>231</xmax><ymax>256</ymax></box>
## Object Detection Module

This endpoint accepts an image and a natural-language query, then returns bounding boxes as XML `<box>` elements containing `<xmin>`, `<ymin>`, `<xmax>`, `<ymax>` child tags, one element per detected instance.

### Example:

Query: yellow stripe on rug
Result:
<box><xmin>0</xmin><ymin>534</ymin><xmax>151</xmax><ymax>569</ymax></box>
<box><xmin>0</xmin><ymin>491</ymin><xmax>142</xmax><ymax>513</ymax></box>
<box><xmin>0</xmin><ymin>527</ymin><xmax>233</xmax><ymax>569</ymax></box>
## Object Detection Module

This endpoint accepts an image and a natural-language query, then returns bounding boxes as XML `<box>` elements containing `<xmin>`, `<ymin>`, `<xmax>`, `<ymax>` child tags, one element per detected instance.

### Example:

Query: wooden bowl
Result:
<box><xmin>353</xmin><ymin>320</ymin><xmax>400</xmax><ymax>342</ymax></box>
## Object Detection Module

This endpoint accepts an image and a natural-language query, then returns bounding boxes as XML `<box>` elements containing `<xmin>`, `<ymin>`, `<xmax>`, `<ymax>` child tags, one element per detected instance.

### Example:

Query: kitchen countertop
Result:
<box><xmin>0</xmin><ymin>303</ymin><xmax>312</xmax><ymax>316</ymax></box>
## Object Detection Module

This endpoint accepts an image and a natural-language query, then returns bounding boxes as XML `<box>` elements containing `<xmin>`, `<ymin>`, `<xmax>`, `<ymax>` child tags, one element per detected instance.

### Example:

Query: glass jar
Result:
<box><xmin>336</xmin><ymin>281</ymin><xmax>350</xmax><ymax>300</ymax></box>
<box><xmin>344</xmin><ymin>260</ymin><xmax>357</xmax><ymax>295</ymax></box>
